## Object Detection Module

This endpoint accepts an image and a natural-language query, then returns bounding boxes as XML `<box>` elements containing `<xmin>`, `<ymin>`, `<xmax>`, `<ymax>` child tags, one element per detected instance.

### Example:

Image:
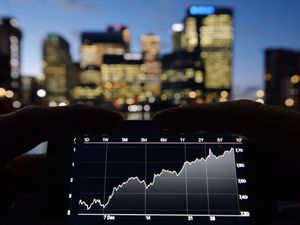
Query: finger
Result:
<box><xmin>152</xmin><ymin>100</ymin><xmax>300</xmax><ymax>146</ymax></box>
<box><xmin>0</xmin><ymin>105</ymin><xmax>123</xmax><ymax>165</ymax></box>
<box><xmin>5</xmin><ymin>153</ymin><xmax>47</xmax><ymax>175</ymax></box>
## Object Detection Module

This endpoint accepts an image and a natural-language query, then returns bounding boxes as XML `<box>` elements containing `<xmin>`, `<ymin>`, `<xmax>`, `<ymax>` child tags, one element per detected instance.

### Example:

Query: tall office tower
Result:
<box><xmin>182</xmin><ymin>6</ymin><xmax>233</xmax><ymax>102</ymax></box>
<box><xmin>141</xmin><ymin>34</ymin><xmax>161</xmax><ymax>98</ymax></box>
<box><xmin>72</xmin><ymin>27</ymin><xmax>129</xmax><ymax>105</ymax></box>
<box><xmin>43</xmin><ymin>33</ymin><xmax>72</xmax><ymax>105</ymax></box>
<box><xmin>141</xmin><ymin>34</ymin><xmax>160</xmax><ymax>75</ymax></box>
<box><xmin>100</xmin><ymin>53</ymin><xmax>145</xmax><ymax>109</ymax></box>
<box><xmin>171</xmin><ymin>23</ymin><xmax>184</xmax><ymax>52</ymax></box>
<box><xmin>161</xmin><ymin>51</ymin><xmax>204</xmax><ymax>105</ymax></box>
<box><xmin>0</xmin><ymin>17</ymin><xmax>22</xmax><ymax>105</ymax></box>
<box><xmin>80</xmin><ymin>31</ymin><xmax>127</xmax><ymax>85</ymax></box>
<box><xmin>265</xmin><ymin>49</ymin><xmax>300</xmax><ymax>108</ymax></box>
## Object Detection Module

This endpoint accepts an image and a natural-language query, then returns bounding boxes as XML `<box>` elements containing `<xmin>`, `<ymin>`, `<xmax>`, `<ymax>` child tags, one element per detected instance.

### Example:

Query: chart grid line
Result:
<box><xmin>144</xmin><ymin>143</ymin><xmax>147</xmax><ymax>215</ymax></box>
<box><xmin>204</xmin><ymin>143</ymin><xmax>210</xmax><ymax>214</ymax></box>
<box><xmin>102</xmin><ymin>143</ymin><xmax>108</xmax><ymax>214</ymax></box>
<box><xmin>183</xmin><ymin>143</ymin><xmax>189</xmax><ymax>215</ymax></box>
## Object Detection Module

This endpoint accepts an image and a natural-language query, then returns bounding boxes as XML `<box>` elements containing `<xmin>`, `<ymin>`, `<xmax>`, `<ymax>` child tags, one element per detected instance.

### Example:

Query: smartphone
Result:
<box><xmin>46</xmin><ymin>120</ymin><xmax>276</xmax><ymax>225</ymax></box>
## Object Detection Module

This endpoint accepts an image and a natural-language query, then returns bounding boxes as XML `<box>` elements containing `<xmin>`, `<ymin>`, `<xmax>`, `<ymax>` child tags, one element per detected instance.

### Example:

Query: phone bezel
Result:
<box><xmin>46</xmin><ymin>120</ymin><xmax>277</xmax><ymax>224</ymax></box>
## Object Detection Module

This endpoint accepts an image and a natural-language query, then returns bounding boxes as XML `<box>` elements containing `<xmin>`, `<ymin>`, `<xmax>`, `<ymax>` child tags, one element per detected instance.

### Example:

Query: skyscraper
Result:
<box><xmin>101</xmin><ymin>53</ymin><xmax>145</xmax><ymax>109</ymax></box>
<box><xmin>161</xmin><ymin>51</ymin><xmax>204</xmax><ymax>105</ymax></box>
<box><xmin>182</xmin><ymin>6</ymin><xmax>233</xmax><ymax>102</ymax></box>
<box><xmin>80</xmin><ymin>31</ymin><xmax>127</xmax><ymax>85</ymax></box>
<box><xmin>141</xmin><ymin>34</ymin><xmax>161</xmax><ymax>73</ymax></box>
<box><xmin>72</xmin><ymin>25</ymin><xmax>131</xmax><ymax>105</ymax></box>
<box><xmin>171</xmin><ymin>23</ymin><xmax>184</xmax><ymax>52</ymax></box>
<box><xmin>161</xmin><ymin>6</ymin><xmax>233</xmax><ymax>105</ymax></box>
<box><xmin>43</xmin><ymin>33</ymin><xmax>72</xmax><ymax>105</ymax></box>
<box><xmin>0</xmin><ymin>17</ymin><xmax>22</xmax><ymax>105</ymax></box>
<box><xmin>141</xmin><ymin>34</ymin><xmax>161</xmax><ymax>98</ymax></box>
<box><xmin>265</xmin><ymin>49</ymin><xmax>300</xmax><ymax>108</ymax></box>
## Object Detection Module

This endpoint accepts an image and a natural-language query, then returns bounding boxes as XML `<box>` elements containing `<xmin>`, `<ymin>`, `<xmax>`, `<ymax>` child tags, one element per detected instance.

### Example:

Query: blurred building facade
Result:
<box><xmin>141</xmin><ymin>34</ymin><xmax>161</xmax><ymax>94</ymax></box>
<box><xmin>72</xmin><ymin>25</ymin><xmax>161</xmax><ymax>110</ymax></box>
<box><xmin>161</xmin><ymin>51</ymin><xmax>204</xmax><ymax>104</ymax></box>
<box><xmin>71</xmin><ymin>25</ymin><xmax>130</xmax><ymax>105</ymax></box>
<box><xmin>1</xmin><ymin>6</ymin><xmax>235</xmax><ymax>114</ymax></box>
<box><xmin>0</xmin><ymin>17</ymin><xmax>22</xmax><ymax>111</ymax></box>
<box><xmin>265</xmin><ymin>49</ymin><xmax>300</xmax><ymax>108</ymax></box>
<box><xmin>80</xmin><ymin>26</ymin><xmax>129</xmax><ymax>83</ymax></box>
<box><xmin>161</xmin><ymin>6</ymin><xmax>233</xmax><ymax>105</ymax></box>
<box><xmin>101</xmin><ymin>53</ymin><xmax>145</xmax><ymax>110</ymax></box>
<box><xmin>43</xmin><ymin>33</ymin><xmax>72</xmax><ymax>106</ymax></box>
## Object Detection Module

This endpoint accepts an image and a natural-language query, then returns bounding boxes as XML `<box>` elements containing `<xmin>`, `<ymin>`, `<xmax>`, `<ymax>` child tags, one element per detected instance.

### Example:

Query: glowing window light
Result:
<box><xmin>256</xmin><ymin>98</ymin><xmax>264</xmax><ymax>104</ymax></box>
<box><xmin>188</xmin><ymin>91</ymin><xmax>197</xmax><ymax>99</ymax></box>
<box><xmin>126</xmin><ymin>98</ymin><xmax>135</xmax><ymax>105</ymax></box>
<box><xmin>59</xmin><ymin>102</ymin><xmax>67</xmax><ymax>107</ymax></box>
<box><xmin>12</xmin><ymin>101</ymin><xmax>21</xmax><ymax>108</ymax></box>
<box><xmin>220</xmin><ymin>90</ymin><xmax>229</xmax><ymax>98</ymax></box>
<box><xmin>49</xmin><ymin>101</ymin><xmax>57</xmax><ymax>107</ymax></box>
<box><xmin>265</xmin><ymin>73</ymin><xmax>272</xmax><ymax>81</ymax></box>
<box><xmin>256</xmin><ymin>90</ymin><xmax>265</xmax><ymax>98</ymax></box>
<box><xmin>5</xmin><ymin>90</ymin><xmax>14</xmax><ymax>98</ymax></box>
<box><xmin>37</xmin><ymin>89</ymin><xmax>46</xmax><ymax>98</ymax></box>
<box><xmin>0</xmin><ymin>88</ymin><xmax>6</xmax><ymax>97</ymax></box>
<box><xmin>285</xmin><ymin>98</ymin><xmax>294</xmax><ymax>107</ymax></box>
<box><xmin>148</xmin><ymin>96</ymin><xmax>155</xmax><ymax>103</ymax></box>
<box><xmin>290</xmin><ymin>74</ymin><xmax>300</xmax><ymax>84</ymax></box>
<box><xmin>144</xmin><ymin>105</ymin><xmax>151</xmax><ymax>112</ymax></box>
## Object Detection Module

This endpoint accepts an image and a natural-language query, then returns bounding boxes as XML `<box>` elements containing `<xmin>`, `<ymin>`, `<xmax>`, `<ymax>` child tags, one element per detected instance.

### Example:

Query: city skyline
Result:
<box><xmin>1</xmin><ymin>0</ymin><xmax>300</xmax><ymax>99</ymax></box>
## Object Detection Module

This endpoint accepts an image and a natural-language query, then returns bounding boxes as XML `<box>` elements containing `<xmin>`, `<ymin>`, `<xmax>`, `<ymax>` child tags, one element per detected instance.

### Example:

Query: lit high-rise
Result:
<box><xmin>72</xmin><ymin>25</ymin><xmax>130</xmax><ymax>105</ymax></box>
<box><xmin>101</xmin><ymin>53</ymin><xmax>145</xmax><ymax>109</ymax></box>
<box><xmin>0</xmin><ymin>17</ymin><xmax>22</xmax><ymax>107</ymax></box>
<box><xmin>141</xmin><ymin>34</ymin><xmax>161</xmax><ymax>76</ymax></box>
<box><xmin>141</xmin><ymin>34</ymin><xmax>161</xmax><ymax>98</ymax></box>
<box><xmin>183</xmin><ymin>6</ymin><xmax>233</xmax><ymax>102</ymax></box>
<box><xmin>161</xmin><ymin>6</ymin><xmax>233</xmax><ymax>105</ymax></box>
<box><xmin>43</xmin><ymin>33</ymin><xmax>72</xmax><ymax>105</ymax></box>
<box><xmin>80</xmin><ymin>25</ymin><xmax>130</xmax><ymax>85</ymax></box>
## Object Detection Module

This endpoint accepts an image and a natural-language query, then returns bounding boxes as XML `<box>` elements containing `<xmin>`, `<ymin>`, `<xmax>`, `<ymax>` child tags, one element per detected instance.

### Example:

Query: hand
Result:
<box><xmin>153</xmin><ymin>100</ymin><xmax>300</xmax><ymax>200</ymax></box>
<box><xmin>0</xmin><ymin>104</ymin><xmax>123</xmax><ymax>167</ymax></box>
<box><xmin>153</xmin><ymin>100</ymin><xmax>300</xmax><ymax>147</ymax></box>
<box><xmin>0</xmin><ymin>105</ymin><xmax>123</xmax><ymax>218</ymax></box>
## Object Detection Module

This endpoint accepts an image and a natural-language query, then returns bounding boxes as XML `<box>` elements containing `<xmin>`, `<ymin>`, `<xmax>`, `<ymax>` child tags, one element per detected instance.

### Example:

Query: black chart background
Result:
<box><xmin>68</xmin><ymin>121</ymin><xmax>251</xmax><ymax>225</ymax></box>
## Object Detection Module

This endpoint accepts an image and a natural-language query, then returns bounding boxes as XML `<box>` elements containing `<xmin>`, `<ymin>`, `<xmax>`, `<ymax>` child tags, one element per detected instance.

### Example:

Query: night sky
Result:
<box><xmin>1</xmin><ymin>0</ymin><xmax>300</xmax><ymax>99</ymax></box>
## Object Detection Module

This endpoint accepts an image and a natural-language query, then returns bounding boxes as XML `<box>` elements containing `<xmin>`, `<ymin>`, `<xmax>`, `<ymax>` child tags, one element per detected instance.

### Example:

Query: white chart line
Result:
<box><xmin>79</xmin><ymin>148</ymin><xmax>235</xmax><ymax>210</ymax></box>
<box><xmin>183</xmin><ymin>143</ymin><xmax>189</xmax><ymax>214</ymax></box>
<box><xmin>144</xmin><ymin>143</ymin><xmax>147</xmax><ymax>214</ymax></box>
<box><xmin>204</xmin><ymin>143</ymin><xmax>211</xmax><ymax>214</ymax></box>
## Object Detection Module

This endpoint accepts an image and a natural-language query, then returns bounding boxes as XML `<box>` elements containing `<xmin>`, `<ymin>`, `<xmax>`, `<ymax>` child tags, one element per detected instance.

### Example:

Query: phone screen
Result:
<box><xmin>67</xmin><ymin>121</ymin><xmax>250</xmax><ymax>225</ymax></box>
